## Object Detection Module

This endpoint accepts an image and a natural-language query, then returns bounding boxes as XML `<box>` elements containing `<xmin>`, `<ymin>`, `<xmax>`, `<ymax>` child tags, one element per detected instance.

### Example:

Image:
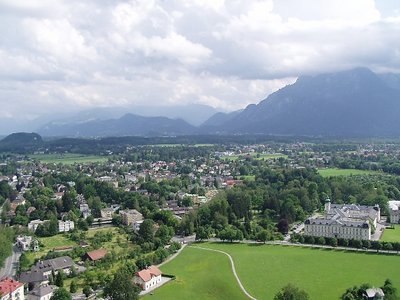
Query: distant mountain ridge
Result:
<box><xmin>35</xmin><ymin>67</ymin><xmax>400</xmax><ymax>138</ymax></box>
<box><xmin>211</xmin><ymin>68</ymin><xmax>400</xmax><ymax>136</ymax></box>
<box><xmin>38</xmin><ymin>113</ymin><xmax>197</xmax><ymax>137</ymax></box>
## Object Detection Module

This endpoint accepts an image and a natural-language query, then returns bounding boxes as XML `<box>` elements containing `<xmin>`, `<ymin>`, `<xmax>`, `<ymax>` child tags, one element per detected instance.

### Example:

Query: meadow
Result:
<box><xmin>147</xmin><ymin>243</ymin><xmax>400</xmax><ymax>300</ymax></box>
<box><xmin>25</xmin><ymin>234</ymin><xmax>78</xmax><ymax>266</ymax></box>
<box><xmin>318</xmin><ymin>168</ymin><xmax>381</xmax><ymax>177</ymax></box>
<box><xmin>221</xmin><ymin>153</ymin><xmax>287</xmax><ymax>161</ymax></box>
<box><xmin>381</xmin><ymin>225</ymin><xmax>400</xmax><ymax>243</ymax></box>
<box><xmin>29</xmin><ymin>153</ymin><xmax>108</xmax><ymax>165</ymax></box>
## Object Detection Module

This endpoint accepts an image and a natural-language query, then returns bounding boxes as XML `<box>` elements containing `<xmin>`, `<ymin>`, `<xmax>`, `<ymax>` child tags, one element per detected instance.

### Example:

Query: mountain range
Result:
<box><xmin>32</xmin><ymin>67</ymin><xmax>400</xmax><ymax>138</ymax></box>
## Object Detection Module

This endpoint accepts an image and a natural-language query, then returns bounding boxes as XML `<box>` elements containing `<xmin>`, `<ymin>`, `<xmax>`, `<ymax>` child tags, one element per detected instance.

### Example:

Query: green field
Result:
<box><xmin>26</xmin><ymin>234</ymin><xmax>78</xmax><ymax>265</ymax></box>
<box><xmin>381</xmin><ymin>225</ymin><xmax>400</xmax><ymax>242</ymax></box>
<box><xmin>148</xmin><ymin>243</ymin><xmax>400</xmax><ymax>300</ymax></box>
<box><xmin>318</xmin><ymin>168</ymin><xmax>380</xmax><ymax>177</ymax></box>
<box><xmin>145</xmin><ymin>246</ymin><xmax>246</xmax><ymax>300</ymax></box>
<box><xmin>30</xmin><ymin>153</ymin><xmax>108</xmax><ymax>164</ymax></box>
<box><xmin>221</xmin><ymin>153</ymin><xmax>287</xmax><ymax>161</ymax></box>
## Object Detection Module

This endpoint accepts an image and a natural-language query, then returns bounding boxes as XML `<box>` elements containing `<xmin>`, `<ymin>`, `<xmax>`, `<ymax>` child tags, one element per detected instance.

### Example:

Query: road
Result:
<box><xmin>0</xmin><ymin>244</ymin><xmax>21</xmax><ymax>279</ymax></box>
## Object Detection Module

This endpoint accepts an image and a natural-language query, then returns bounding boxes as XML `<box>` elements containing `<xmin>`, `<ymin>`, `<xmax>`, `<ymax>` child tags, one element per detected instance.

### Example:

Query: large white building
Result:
<box><xmin>304</xmin><ymin>199</ymin><xmax>380</xmax><ymax>240</ymax></box>
<box><xmin>388</xmin><ymin>200</ymin><xmax>400</xmax><ymax>224</ymax></box>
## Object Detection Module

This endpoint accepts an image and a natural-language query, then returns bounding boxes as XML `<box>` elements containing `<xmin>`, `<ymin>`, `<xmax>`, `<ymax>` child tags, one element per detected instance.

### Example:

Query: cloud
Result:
<box><xmin>0</xmin><ymin>0</ymin><xmax>399</xmax><ymax>133</ymax></box>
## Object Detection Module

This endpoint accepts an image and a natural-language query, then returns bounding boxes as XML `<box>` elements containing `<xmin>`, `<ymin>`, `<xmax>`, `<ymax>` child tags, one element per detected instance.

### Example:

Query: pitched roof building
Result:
<box><xmin>85</xmin><ymin>249</ymin><xmax>108</xmax><ymax>261</ymax></box>
<box><xmin>134</xmin><ymin>265</ymin><xmax>162</xmax><ymax>291</ymax></box>
<box><xmin>0</xmin><ymin>278</ymin><xmax>24</xmax><ymax>300</ymax></box>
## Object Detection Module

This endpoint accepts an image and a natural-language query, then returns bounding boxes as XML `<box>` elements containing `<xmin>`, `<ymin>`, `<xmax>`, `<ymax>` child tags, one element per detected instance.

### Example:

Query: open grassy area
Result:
<box><xmin>238</xmin><ymin>175</ymin><xmax>256</xmax><ymax>181</ymax></box>
<box><xmin>221</xmin><ymin>153</ymin><xmax>287</xmax><ymax>161</ymax></box>
<box><xmin>318</xmin><ymin>168</ymin><xmax>381</xmax><ymax>177</ymax></box>
<box><xmin>381</xmin><ymin>225</ymin><xmax>400</xmax><ymax>243</ymax></box>
<box><xmin>145</xmin><ymin>246</ymin><xmax>247</xmax><ymax>300</ymax></box>
<box><xmin>29</xmin><ymin>153</ymin><xmax>108</xmax><ymax>165</ymax></box>
<box><xmin>149</xmin><ymin>243</ymin><xmax>400</xmax><ymax>300</ymax></box>
<box><xmin>26</xmin><ymin>234</ymin><xmax>78</xmax><ymax>265</ymax></box>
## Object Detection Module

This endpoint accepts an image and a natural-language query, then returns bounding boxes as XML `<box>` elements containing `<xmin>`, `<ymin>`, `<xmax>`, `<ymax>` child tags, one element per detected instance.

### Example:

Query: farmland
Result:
<box><xmin>318</xmin><ymin>168</ymin><xmax>381</xmax><ymax>177</ymax></box>
<box><xmin>221</xmin><ymin>153</ymin><xmax>287</xmax><ymax>161</ymax></box>
<box><xmin>29</xmin><ymin>153</ymin><xmax>108</xmax><ymax>165</ymax></box>
<box><xmin>148</xmin><ymin>243</ymin><xmax>400</xmax><ymax>300</ymax></box>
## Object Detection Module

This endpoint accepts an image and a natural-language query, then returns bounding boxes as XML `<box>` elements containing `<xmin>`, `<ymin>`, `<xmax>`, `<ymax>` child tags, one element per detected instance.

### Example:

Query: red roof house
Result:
<box><xmin>85</xmin><ymin>249</ymin><xmax>108</xmax><ymax>261</ymax></box>
<box><xmin>134</xmin><ymin>265</ymin><xmax>162</xmax><ymax>291</ymax></box>
<box><xmin>0</xmin><ymin>278</ymin><xmax>24</xmax><ymax>299</ymax></box>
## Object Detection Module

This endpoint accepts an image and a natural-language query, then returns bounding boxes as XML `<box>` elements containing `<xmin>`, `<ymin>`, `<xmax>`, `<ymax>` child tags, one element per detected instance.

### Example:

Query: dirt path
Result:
<box><xmin>189</xmin><ymin>245</ymin><xmax>257</xmax><ymax>300</ymax></box>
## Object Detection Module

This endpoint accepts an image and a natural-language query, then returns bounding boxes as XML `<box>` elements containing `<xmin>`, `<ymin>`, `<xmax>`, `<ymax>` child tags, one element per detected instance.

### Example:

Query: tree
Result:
<box><xmin>195</xmin><ymin>226</ymin><xmax>210</xmax><ymax>241</ymax></box>
<box><xmin>274</xmin><ymin>283</ymin><xmax>309</xmax><ymax>300</ymax></box>
<box><xmin>55</xmin><ymin>271</ymin><xmax>64</xmax><ymax>287</ymax></box>
<box><xmin>104</xmin><ymin>270</ymin><xmax>140</xmax><ymax>300</ymax></box>
<box><xmin>257</xmin><ymin>230</ymin><xmax>270</xmax><ymax>244</ymax></box>
<box><xmin>277</xmin><ymin>219</ymin><xmax>289</xmax><ymax>234</ymax></box>
<box><xmin>138</xmin><ymin>219</ymin><xmax>155</xmax><ymax>242</ymax></box>
<box><xmin>69</xmin><ymin>280</ymin><xmax>77</xmax><ymax>293</ymax></box>
<box><xmin>82</xmin><ymin>286</ymin><xmax>92</xmax><ymax>297</ymax></box>
<box><xmin>50</xmin><ymin>288</ymin><xmax>72</xmax><ymax>300</ymax></box>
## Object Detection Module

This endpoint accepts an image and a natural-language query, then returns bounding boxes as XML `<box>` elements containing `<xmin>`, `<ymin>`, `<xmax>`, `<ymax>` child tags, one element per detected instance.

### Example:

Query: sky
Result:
<box><xmin>0</xmin><ymin>0</ymin><xmax>399</xmax><ymax>132</ymax></box>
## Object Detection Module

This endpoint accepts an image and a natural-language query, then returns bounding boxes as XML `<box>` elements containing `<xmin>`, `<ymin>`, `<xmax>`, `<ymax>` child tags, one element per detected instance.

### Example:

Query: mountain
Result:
<box><xmin>38</xmin><ymin>113</ymin><xmax>197</xmax><ymax>137</ymax></box>
<box><xmin>0</xmin><ymin>132</ymin><xmax>43</xmax><ymax>152</ymax></box>
<box><xmin>379</xmin><ymin>73</ymin><xmax>400</xmax><ymax>90</ymax></box>
<box><xmin>215</xmin><ymin>68</ymin><xmax>400</xmax><ymax>137</ymax></box>
<box><xmin>200</xmin><ymin>110</ymin><xmax>243</xmax><ymax>128</ymax></box>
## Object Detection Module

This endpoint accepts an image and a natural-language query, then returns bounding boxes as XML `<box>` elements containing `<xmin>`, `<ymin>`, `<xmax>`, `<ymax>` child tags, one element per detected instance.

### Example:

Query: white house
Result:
<box><xmin>0</xmin><ymin>278</ymin><xmax>25</xmax><ymax>300</ymax></box>
<box><xmin>119</xmin><ymin>209</ymin><xmax>143</xmax><ymax>226</ymax></box>
<box><xmin>58</xmin><ymin>220</ymin><xmax>74</xmax><ymax>233</ymax></box>
<box><xmin>16</xmin><ymin>235</ymin><xmax>32</xmax><ymax>251</ymax></box>
<box><xmin>388</xmin><ymin>200</ymin><xmax>400</xmax><ymax>224</ymax></box>
<box><xmin>28</xmin><ymin>220</ymin><xmax>45</xmax><ymax>232</ymax></box>
<box><xmin>134</xmin><ymin>265</ymin><xmax>162</xmax><ymax>291</ymax></box>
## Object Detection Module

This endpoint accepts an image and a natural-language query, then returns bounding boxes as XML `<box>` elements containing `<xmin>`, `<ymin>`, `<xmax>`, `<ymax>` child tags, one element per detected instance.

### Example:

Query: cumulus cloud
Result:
<box><xmin>0</xmin><ymin>0</ymin><xmax>399</xmax><ymax>132</ymax></box>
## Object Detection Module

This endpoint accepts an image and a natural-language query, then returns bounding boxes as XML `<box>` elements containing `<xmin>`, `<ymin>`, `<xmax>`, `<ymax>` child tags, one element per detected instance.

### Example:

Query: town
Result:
<box><xmin>0</xmin><ymin>140</ymin><xmax>400</xmax><ymax>299</ymax></box>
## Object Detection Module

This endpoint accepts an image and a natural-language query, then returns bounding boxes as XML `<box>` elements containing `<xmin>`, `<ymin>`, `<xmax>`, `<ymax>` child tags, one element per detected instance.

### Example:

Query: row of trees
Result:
<box><xmin>291</xmin><ymin>234</ymin><xmax>400</xmax><ymax>252</ymax></box>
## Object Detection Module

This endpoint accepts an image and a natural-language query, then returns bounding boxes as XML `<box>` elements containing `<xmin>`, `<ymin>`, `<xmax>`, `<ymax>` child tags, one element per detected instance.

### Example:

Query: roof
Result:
<box><xmin>19</xmin><ymin>269</ymin><xmax>47</xmax><ymax>283</ymax></box>
<box><xmin>86</xmin><ymin>248</ymin><xmax>108</xmax><ymax>261</ymax></box>
<box><xmin>136</xmin><ymin>265</ymin><xmax>162</xmax><ymax>282</ymax></box>
<box><xmin>30</xmin><ymin>285</ymin><xmax>54</xmax><ymax>297</ymax></box>
<box><xmin>389</xmin><ymin>200</ymin><xmax>400</xmax><ymax>211</ymax></box>
<box><xmin>0</xmin><ymin>278</ymin><xmax>24</xmax><ymax>295</ymax></box>
<box><xmin>31</xmin><ymin>256</ymin><xmax>74</xmax><ymax>274</ymax></box>
<box><xmin>365</xmin><ymin>288</ymin><xmax>384</xmax><ymax>298</ymax></box>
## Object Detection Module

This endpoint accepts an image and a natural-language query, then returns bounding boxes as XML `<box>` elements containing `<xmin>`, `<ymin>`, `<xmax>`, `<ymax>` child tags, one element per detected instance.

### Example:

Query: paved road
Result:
<box><xmin>190</xmin><ymin>245</ymin><xmax>257</xmax><ymax>300</ymax></box>
<box><xmin>0</xmin><ymin>245</ymin><xmax>20</xmax><ymax>279</ymax></box>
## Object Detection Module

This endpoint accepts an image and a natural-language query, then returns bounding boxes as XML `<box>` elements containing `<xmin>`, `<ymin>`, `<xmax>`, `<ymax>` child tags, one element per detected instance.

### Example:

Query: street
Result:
<box><xmin>0</xmin><ymin>245</ymin><xmax>21</xmax><ymax>279</ymax></box>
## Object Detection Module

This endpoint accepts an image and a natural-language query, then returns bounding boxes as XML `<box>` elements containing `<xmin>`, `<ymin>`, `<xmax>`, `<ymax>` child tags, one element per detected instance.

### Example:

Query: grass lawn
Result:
<box><xmin>148</xmin><ymin>243</ymin><xmax>400</xmax><ymax>300</ymax></box>
<box><xmin>381</xmin><ymin>225</ymin><xmax>400</xmax><ymax>243</ymax></box>
<box><xmin>221</xmin><ymin>153</ymin><xmax>287</xmax><ymax>161</ymax></box>
<box><xmin>144</xmin><ymin>246</ymin><xmax>247</xmax><ymax>300</ymax></box>
<box><xmin>318</xmin><ymin>168</ymin><xmax>381</xmax><ymax>177</ymax></box>
<box><xmin>26</xmin><ymin>234</ymin><xmax>78</xmax><ymax>266</ymax></box>
<box><xmin>29</xmin><ymin>153</ymin><xmax>107</xmax><ymax>165</ymax></box>
<box><xmin>238</xmin><ymin>175</ymin><xmax>256</xmax><ymax>181</ymax></box>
